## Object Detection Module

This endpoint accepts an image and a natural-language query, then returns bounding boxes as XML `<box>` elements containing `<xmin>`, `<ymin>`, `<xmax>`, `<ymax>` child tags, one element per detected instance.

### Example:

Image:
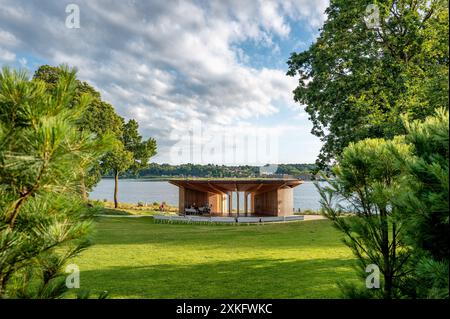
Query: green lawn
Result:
<box><xmin>72</xmin><ymin>217</ymin><xmax>359</xmax><ymax>298</ymax></box>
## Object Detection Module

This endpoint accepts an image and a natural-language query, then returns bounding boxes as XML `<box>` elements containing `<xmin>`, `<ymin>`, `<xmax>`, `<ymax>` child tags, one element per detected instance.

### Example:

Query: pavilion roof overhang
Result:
<box><xmin>168</xmin><ymin>179</ymin><xmax>303</xmax><ymax>195</ymax></box>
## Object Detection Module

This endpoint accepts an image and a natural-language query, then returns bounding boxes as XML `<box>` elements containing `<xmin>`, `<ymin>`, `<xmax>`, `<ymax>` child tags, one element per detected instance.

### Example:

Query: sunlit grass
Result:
<box><xmin>71</xmin><ymin>217</ymin><xmax>359</xmax><ymax>298</ymax></box>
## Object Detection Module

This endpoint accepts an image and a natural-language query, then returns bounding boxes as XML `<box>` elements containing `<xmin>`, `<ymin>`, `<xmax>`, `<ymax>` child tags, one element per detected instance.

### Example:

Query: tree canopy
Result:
<box><xmin>33</xmin><ymin>65</ymin><xmax>124</xmax><ymax>194</ymax></box>
<box><xmin>34</xmin><ymin>65</ymin><xmax>157</xmax><ymax>207</ymax></box>
<box><xmin>287</xmin><ymin>0</ymin><xmax>449</xmax><ymax>166</ymax></box>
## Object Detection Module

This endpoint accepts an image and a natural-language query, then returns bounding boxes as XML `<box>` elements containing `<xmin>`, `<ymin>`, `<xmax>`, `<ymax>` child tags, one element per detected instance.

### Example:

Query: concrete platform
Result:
<box><xmin>153</xmin><ymin>215</ymin><xmax>305</xmax><ymax>224</ymax></box>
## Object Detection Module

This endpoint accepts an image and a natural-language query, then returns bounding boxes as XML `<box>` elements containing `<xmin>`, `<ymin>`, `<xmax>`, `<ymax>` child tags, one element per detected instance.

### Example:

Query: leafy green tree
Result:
<box><xmin>318</xmin><ymin>137</ymin><xmax>413</xmax><ymax>298</ymax></box>
<box><xmin>102</xmin><ymin>142</ymin><xmax>134</xmax><ymax>209</ymax></box>
<box><xmin>393</xmin><ymin>109</ymin><xmax>449</xmax><ymax>298</ymax></box>
<box><xmin>33</xmin><ymin>65</ymin><xmax>124</xmax><ymax>199</ymax></box>
<box><xmin>103</xmin><ymin>119</ymin><xmax>157</xmax><ymax>208</ymax></box>
<box><xmin>34</xmin><ymin>65</ymin><xmax>158</xmax><ymax>207</ymax></box>
<box><xmin>287</xmin><ymin>0</ymin><xmax>449</xmax><ymax>166</ymax></box>
<box><xmin>0</xmin><ymin>66</ymin><xmax>112</xmax><ymax>298</ymax></box>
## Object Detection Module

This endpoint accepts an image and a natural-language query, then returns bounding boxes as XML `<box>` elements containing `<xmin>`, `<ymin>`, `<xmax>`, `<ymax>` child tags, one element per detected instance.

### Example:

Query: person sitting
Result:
<box><xmin>192</xmin><ymin>203</ymin><xmax>198</xmax><ymax>214</ymax></box>
<box><xmin>184</xmin><ymin>205</ymin><xmax>197</xmax><ymax>215</ymax></box>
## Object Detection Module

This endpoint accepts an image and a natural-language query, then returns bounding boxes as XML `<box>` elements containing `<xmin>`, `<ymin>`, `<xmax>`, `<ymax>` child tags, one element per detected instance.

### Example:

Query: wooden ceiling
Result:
<box><xmin>168</xmin><ymin>179</ymin><xmax>303</xmax><ymax>195</ymax></box>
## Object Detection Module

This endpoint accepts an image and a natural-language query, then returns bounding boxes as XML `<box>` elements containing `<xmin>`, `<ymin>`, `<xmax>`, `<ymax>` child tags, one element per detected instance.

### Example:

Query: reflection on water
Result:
<box><xmin>89</xmin><ymin>179</ymin><xmax>326</xmax><ymax>211</ymax></box>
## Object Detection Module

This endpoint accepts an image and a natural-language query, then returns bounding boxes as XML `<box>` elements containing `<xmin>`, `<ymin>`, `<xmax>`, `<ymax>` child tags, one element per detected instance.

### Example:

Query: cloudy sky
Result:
<box><xmin>0</xmin><ymin>0</ymin><xmax>328</xmax><ymax>165</ymax></box>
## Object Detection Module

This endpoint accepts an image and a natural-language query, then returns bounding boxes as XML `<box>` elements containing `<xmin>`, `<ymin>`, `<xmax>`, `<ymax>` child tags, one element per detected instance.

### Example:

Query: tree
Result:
<box><xmin>0</xmin><ymin>66</ymin><xmax>111</xmax><ymax>298</ymax></box>
<box><xmin>102</xmin><ymin>142</ymin><xmax>134</xmax><ymax>209</ymax></box>
<box><xmin>34</xmin><ymin>65</ymin><xmax>158</xmax><ymax>207</ymax></box>
<box><xmin>103</xmin><ymin>119</ymin><xmax>157</xmax><ymax>208</ymax></box>
<box><xmin>318</xmin><ymin>137</ymin><xmax>413</xmax><ymax>298</ymax></box>
<box><xmin>287</xmin><ymin>0</ymin><xmax>449</xmax><ymax>166</ymax></box>
<box><xmin>393</xmin><ymin>109</ymin><xmax>449</xmax><ymax>298</ymax></box>
<box><xmin>319</xmin><ymin>109</ymin><xmax>449</xmax><ymax>299</ymax></box>
<box><xmin>33</xmin><ymin>65</ymin><xmax>124</xmax><ymax>199</ymax></box>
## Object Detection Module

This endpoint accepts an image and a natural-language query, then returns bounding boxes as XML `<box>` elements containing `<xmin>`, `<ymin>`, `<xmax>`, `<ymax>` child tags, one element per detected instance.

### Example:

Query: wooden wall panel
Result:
<box><xmin>208</xmin><ymin>193</ymin><xmax>224</xmax><ymax>213</ymax></box>
<box><xmin>184</xmin><ymin>189</ymin><xmax>208</xmax><ymax>208</ymax></box>
<box><xmin>179</xmin><ymin>186</ymin><xmax>185</xmax><ymax>214</ymax></box>
<box><xmin>254</xmin><ymin>190</ymin><xmax>278</xmax><ymax>216</ymax></box>
<box><xmin>277</xmin><ymin>187</ymin><xmax>294</xmax><ymax>216</ymax></box>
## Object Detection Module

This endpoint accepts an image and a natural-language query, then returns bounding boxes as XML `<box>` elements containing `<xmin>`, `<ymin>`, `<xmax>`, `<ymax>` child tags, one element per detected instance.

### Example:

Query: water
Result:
<box><xmin>89</xmin><ymin>179</ymin><xmax>325</xmax><ymax>211</ymax></box>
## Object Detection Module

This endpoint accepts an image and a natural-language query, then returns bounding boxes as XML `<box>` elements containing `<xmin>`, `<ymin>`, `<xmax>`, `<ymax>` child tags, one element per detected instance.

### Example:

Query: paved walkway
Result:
<box><xmin>303</xmin><ymin>214</ymin><xmax>326</xmax><ymax>221</ymax></box>
<box><xmin>97</xmin><ymin>214</ymin><xmax>327</xmax><ymax>221</ymax></box>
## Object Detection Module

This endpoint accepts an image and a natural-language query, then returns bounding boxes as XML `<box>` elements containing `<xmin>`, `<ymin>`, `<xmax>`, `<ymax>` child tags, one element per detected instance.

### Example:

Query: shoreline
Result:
<box><xmin>100</xmin><ymin>177</ymin><xmax>322</xmax><ymax>182</ymax></box>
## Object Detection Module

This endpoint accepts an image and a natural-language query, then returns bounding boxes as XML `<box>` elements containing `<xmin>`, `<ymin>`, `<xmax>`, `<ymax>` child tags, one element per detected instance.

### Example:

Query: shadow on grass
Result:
<box><xmin>78</xmin><ymin>257</ymin><xmax>358</xmax><ymax>299</ymax></box>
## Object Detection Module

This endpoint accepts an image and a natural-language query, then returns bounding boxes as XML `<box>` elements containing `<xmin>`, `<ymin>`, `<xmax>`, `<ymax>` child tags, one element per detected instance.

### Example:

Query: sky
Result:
<box><xmin>0</xmin><ymin>0</ymin><xmax>329</xmax><ymax>166</ymax></box>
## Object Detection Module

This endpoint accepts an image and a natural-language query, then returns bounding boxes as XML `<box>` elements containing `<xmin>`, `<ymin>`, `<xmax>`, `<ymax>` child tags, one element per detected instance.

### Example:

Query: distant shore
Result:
<box><xmin>101</xmin><ymin>176</ymin><xmax>326</xmax><ymax>181</ymax></box>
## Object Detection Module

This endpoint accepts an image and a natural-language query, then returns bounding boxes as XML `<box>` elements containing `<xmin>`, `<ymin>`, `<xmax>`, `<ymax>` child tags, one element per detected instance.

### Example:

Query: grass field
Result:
<box><xmin>72</xmin><ymin>217</ymin><xmax>359</xmax><ymax>298</ymax></box>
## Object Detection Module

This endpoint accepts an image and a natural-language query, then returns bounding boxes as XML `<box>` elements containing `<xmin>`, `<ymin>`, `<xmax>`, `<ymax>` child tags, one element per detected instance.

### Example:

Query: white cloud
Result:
<box><xmin>0</xmin><ymin>0</ymin><xmax>328</xmax><ymax>164</ymax></box>
<box><xmin>0</xmin><ymin>29</ymin><xmax>19</xmax><ymax>47</ymax></box>
<box><xmin>0</xmin><ymin>48</ymin><xmax>15</xmax><ymax>62</ymax></box>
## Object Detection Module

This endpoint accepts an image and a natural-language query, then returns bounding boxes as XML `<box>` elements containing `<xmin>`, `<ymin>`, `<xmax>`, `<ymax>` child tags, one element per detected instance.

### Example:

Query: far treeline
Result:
<box><xmin>118</xmin><ymin>163</ymin><xmax>319</xmax><ymax>179</ymax></box>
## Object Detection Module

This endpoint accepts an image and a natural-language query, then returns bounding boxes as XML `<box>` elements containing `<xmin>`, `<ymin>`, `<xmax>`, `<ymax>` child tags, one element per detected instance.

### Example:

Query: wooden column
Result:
<box><xmin>228</xmin><ymin>192</ymin><xmax>232</xmax><ymax>215</ymax></box>
<box><xmin>179</xmin><ymin>186</ymin><xmax>185</xmax><ymax>216</ymax></box>
<box><xmin>244</xmin><ymin>191</ymin><xmax>248</xmax><ymax>216</ymax></box>
<box><xmin>250</xmin><ymin>193</ymin><xmax>255</xmax><ymax>215</ymax></box>
<box><xmin>236</xmin><ymin>191</ymin><xmax>240</xmax><ymax>217</ymax></box>
<box><xmin>222</xmin><ymin>194</ymin><xmax>227</xmax><ymax>215</ymax></box>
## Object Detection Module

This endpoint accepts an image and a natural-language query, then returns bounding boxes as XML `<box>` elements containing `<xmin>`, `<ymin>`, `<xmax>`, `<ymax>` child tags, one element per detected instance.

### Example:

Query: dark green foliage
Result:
<box><xmin>320</xmin><ymin>110</ymin><xmax>449</xmax><ymax>299</ymax></box>
<box><xmin>33</xmin><ymin>65</ymin><xmax>124</xmax><ymax>195</ymax></box>
<box><xmin>287</xmin><ymin>0</ymin><xmax>449</xmax><ymax>166</ymax></box>
<box><xmin>33</xmin><ymin>65</ymin><xmax>158</xmax><ymax>208</ymax></box>
<box><xmin>0</xmin><ymin>66</ymin><xmax>112</xmax><ymax>298</ymax></box>
<box><xmin>122</xmin><ymin>119</ymin><xmax>157</xmax><ymax>173</ymax></box>
<box><xmin>318</xmin><ymin>137</ymin><xmax>413</xmax><ymax>299</ymax></box>
<box><xmin>133</xmin><ymin>163</ymin><xmax>317</xmax><ymax>178</ymax></box>
<box><xmin>393</xmin><ymin>109</ymin><xmax>449</xmax><ymax>298</ymax></box>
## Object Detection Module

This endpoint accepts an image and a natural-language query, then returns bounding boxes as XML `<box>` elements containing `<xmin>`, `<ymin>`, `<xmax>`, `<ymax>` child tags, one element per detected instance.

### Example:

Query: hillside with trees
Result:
<box><xmin>120</xmin><ymin>163</ymin><xmax>319</xmax><ymax>179</ymax></box>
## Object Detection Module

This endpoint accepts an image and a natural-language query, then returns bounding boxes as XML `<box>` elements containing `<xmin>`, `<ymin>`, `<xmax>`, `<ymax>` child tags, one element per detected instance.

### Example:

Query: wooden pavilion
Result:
<box><xmin>168</xmin><ymin>179</ymin><xmax>302</xmax><ymax>216</ymax></box>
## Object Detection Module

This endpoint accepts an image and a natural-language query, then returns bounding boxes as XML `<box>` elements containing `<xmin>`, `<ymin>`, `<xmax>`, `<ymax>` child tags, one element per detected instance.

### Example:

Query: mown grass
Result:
<box><xmin>71</xmin><ymin>217</ymin><xmax>359</xmax><ymax>298</ymax></box>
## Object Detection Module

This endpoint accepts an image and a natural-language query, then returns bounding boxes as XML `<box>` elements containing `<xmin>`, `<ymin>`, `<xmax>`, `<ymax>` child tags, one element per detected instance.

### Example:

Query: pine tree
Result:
<box><xmin>318</xmin><ymin>137</ymin><xmax>413</xmax><ymax>299</ymax></box>
<box><xmin>394</xmin><ymin>109</ymin><xmax>449</xmax><ymax>298</ymax></box>
<box><xmin>0</xmin><ymin>66</ymin><xmax>112</xmax><ymax>298</ymax></box>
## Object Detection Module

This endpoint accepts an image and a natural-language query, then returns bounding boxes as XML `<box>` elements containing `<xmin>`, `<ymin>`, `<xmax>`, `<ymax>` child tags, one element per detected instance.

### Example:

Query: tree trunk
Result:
<box><xmin>0</xmin><ymin>275</ymin><xmax>6</xmax><ymax>298</ymax></box>
<box><xmin>80</xmin><ymin>175</ymin><xmax>88</xmax><ymax>202</ymax></box>
<box><xmin>380</xmin><ymin>209</ymin><xmax>392</xmax><ymax>299</ymax></box>
<box><xmin>114</xmin><ymin>170</ymin><xmax>119</xmax><ymax>209</ymax></box>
